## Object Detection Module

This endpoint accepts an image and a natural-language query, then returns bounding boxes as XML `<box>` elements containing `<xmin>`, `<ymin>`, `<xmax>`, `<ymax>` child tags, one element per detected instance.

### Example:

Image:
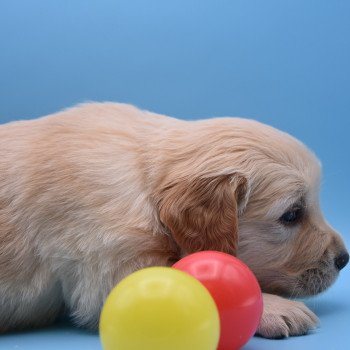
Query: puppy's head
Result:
<box><xmin>236</xmin><ymin>122</ymin><xmax>348</xmax><ymax>298</ymax></box>
<box><xmin>156</xmin><ymin>117</ymin><xmax>348</xmax><ymax>298</ymax></box>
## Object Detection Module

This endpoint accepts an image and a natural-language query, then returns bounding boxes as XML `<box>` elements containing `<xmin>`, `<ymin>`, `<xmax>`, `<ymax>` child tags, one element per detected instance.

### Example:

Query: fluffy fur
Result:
<box><xmin>0</xmin><ymin>102</ymin><xmax>348</xmax><ymax>338</ymax></box>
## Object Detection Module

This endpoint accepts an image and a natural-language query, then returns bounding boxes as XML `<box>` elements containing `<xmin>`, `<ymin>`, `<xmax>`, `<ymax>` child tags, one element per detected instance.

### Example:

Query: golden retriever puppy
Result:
<box><xmin>0</xmin><ymin>103</ymin><xmax>348</xmax><ymax>339</ymax></box>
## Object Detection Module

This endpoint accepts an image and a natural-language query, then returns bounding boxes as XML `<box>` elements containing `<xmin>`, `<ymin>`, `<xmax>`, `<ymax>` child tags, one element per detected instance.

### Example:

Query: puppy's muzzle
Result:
<box><xmin>335</xmin><ymin>252</ymin><xmax>349</xmax><ymax>271</ymax></box>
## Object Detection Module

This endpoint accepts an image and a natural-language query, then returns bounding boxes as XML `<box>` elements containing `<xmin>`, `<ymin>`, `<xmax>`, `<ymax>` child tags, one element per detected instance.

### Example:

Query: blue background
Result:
<box><xmin>0</xmin><ymin>1</ymin><xmax>349</xmax><ymax>349</ymax></box>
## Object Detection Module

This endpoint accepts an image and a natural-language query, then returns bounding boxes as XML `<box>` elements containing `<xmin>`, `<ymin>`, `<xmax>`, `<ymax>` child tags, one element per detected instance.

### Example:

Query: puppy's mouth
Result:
<box><xmin>257</xmin><ymin>261</ymin><xmax>338</xmax><ymax>298</ymax></box>
<box><xmin>297</xmin><ymin>265</ymin><xmax>338</xmax><ymax>296</ymax></box>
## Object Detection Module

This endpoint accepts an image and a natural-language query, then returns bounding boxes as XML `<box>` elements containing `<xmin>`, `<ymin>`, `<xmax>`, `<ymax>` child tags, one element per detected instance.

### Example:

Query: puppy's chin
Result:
<box><xmin>297</xmin><ymin>266</ymin><xmax>339</xmax><ymax>296</ymax></box>
<box><xmin>257</xmin><ymin>266</ymin><xmax>338</xmax><ymax>298</ymax></box>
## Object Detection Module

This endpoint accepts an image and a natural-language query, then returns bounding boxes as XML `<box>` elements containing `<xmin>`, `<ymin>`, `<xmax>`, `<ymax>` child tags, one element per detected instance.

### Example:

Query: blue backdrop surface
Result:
<box><xmin>0</xmin><ymin>1</ymin><xmax>349</xmax><ymax>349</ymax></box>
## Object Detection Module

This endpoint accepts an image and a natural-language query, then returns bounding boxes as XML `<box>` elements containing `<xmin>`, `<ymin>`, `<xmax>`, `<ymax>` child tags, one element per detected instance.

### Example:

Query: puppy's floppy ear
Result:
<box><xmin>158</xmin><ymin>173</ymin><xmax>249</xmax><ymax>255</ymax></box>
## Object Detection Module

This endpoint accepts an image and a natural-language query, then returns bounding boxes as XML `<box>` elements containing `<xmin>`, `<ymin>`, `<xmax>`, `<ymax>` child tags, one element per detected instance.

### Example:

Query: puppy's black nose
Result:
<box><xmin>335</xmin><ymin>252</ymin><xmax>349</xmax><ymax>271</ymax></box>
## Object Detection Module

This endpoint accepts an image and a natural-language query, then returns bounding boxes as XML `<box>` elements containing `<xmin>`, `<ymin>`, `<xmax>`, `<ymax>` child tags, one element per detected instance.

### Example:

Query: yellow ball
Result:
<box><xmin>99</xmin><ymin>267</ymin><xmax>220</xmax><ymax>350</ymax></box>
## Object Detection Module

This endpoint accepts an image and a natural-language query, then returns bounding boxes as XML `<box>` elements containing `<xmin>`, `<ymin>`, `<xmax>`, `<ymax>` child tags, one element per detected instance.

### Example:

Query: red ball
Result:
<box><xmin>173</xmin><ymin>251</ymin><xmax>263</xmax><ymax>350</ymax></box>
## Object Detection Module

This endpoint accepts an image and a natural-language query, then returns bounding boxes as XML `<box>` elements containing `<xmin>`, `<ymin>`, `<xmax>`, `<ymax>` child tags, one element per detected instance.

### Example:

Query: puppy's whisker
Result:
<box><xmin>289</xmin><ymin>281</ymin><xmax>300</xmax><ymax>300</ymax></box>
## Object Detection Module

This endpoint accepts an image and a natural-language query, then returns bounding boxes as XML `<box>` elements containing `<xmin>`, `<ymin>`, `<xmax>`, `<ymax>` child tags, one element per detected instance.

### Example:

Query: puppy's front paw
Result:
<box><xmin>256</xmin><ymin>293</ymin><xmax>319</xmax><ymax>339</ymax></box>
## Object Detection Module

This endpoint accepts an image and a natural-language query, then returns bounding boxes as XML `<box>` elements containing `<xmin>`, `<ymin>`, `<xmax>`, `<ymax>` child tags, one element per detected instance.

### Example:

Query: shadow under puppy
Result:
<box><xmin>0</xmin><ymin>103</ymin><xmax>348</xmax><ymax>338</ymax></box>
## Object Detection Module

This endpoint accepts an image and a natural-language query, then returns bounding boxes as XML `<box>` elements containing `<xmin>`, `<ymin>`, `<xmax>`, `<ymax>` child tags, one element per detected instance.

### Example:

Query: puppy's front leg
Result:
<box><xmin>60</xmin><ymin>252</ymin><xmax>174</xmax><ymax>330</ymax></box>
<box><xmin>256</xmin><ymin>293</ymin><xmax>318</xmax><ymax>338</ymax></box>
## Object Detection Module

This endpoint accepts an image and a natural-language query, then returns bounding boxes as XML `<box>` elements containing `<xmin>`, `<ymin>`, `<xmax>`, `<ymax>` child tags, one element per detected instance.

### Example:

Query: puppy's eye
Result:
<box><xmin>279</xmin><ymin>207</ymin><xmax>304</xmax><ymax>225</ymax></box>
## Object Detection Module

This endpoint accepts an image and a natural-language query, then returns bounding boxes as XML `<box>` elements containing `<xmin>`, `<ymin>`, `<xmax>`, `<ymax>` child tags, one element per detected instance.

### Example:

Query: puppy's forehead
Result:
<box><xmin>227</xmin><ymin>118</ymin><xmax>322</xmax><ymax>204</ymax></box>
<box><xmin>233</xmin><ymin>118</ymin><xmax>321</xmax><ymax>177</ymax></box>
<box><xmin>280</xmin><ymin>135</ymin><xmax>320</xmax><ymax>184</ymax></box>
<box><xmin>273</xmin><ymin>132</ymin><xmax>321</xmax><ymax>183</ymax></box>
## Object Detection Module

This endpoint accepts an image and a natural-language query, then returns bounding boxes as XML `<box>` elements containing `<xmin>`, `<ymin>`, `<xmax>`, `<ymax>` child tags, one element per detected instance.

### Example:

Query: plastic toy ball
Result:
<box><xmin>173</xmin><ymin>251</ymin><xmax>263</xmax><ymax>350</ymax></box>
<box><xmin>99</xmin><ymin>267</ymin><xmax>220</xmax><ymax>350</ymax></box>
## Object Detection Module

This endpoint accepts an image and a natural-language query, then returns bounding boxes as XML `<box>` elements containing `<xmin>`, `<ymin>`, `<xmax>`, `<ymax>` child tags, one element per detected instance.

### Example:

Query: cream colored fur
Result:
<box><xmin>0</xmin><ymin>102</ymin><xmax>347</xmax><ymax>338</ymax></box>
